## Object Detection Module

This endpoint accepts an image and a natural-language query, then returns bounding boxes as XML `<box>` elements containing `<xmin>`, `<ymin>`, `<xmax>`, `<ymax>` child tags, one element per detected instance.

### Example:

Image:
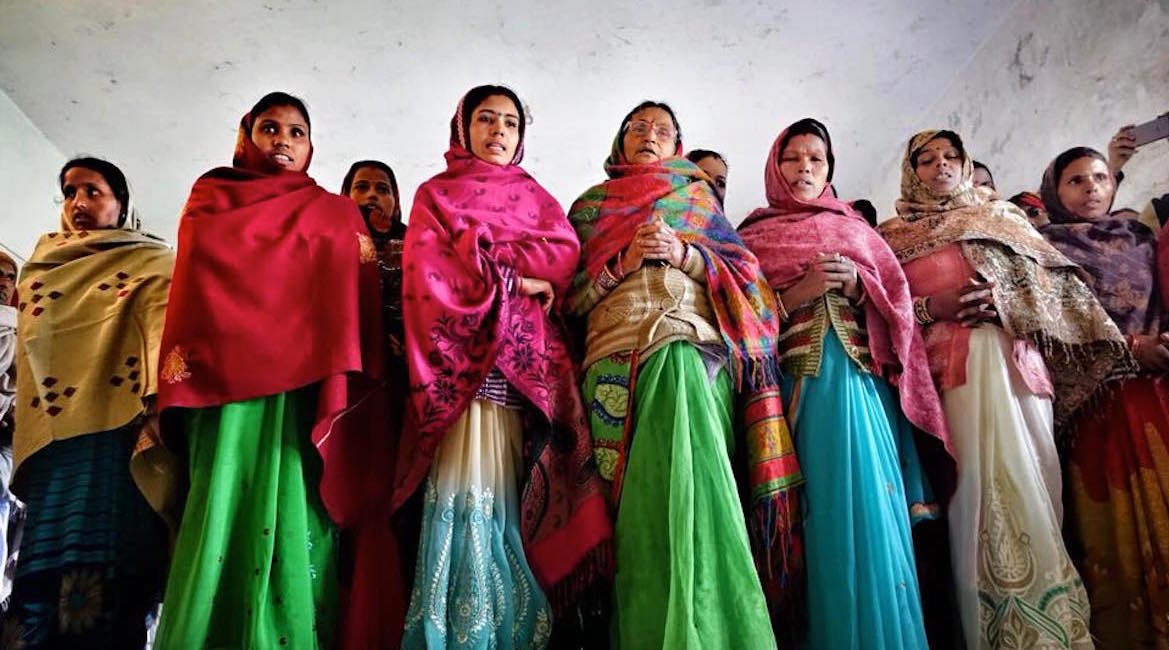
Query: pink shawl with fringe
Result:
<box><xmin>738</xmin><ymin>127</ymin><xmax>952</xmax><ymax>455</ymax></box>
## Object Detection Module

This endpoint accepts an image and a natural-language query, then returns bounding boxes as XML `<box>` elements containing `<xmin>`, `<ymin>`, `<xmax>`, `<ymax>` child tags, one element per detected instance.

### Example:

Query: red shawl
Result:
<box><xmin>739</xmin><ymin>126</ymin><xmax>953</xmax><ymax>459</ymax></box>
<box><xmin>394</xmin><ymin>94</ymin><xmax>612</xmax><ymax>610</ymax></box>
<box><xmin>160</xmin><ymin>114</ymin><xmax>402</xmax><ymax>648</ymax></box>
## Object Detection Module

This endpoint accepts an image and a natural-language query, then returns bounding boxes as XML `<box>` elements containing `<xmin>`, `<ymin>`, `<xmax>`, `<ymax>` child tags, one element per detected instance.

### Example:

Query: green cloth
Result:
<box><xmin>585</xmin><ymin>342</ymin><xmax>776</xmax><ymax>649</ymax></box>
<box><xmin>154</xmin><ymin>389</ymin><xmax>337</xmax><ymax>649</ymax></box>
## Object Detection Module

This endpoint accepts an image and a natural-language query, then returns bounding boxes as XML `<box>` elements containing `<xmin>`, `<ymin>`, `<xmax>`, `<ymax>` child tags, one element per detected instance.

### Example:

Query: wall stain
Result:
<box><xmin>1009</xmin><ymin>31</ymin><xmax>1035</xmax><ymax>88</ymax></box>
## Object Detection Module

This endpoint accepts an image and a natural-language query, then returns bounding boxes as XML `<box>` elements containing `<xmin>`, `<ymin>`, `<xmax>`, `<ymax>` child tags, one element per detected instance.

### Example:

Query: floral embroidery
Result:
<box><xmin>160</xmin><ymin>345</ymin><xmax>192</xmax><ymax>384</ymax></box>
<box><xmin>357</xmin><ymin>232</ymin><xmax>377</xmax><ymax>264</ymax></box>
<box><xmin>58</xmin><ymin>569</ymin><xmax>103</xmax><ymax>635</ymax></box>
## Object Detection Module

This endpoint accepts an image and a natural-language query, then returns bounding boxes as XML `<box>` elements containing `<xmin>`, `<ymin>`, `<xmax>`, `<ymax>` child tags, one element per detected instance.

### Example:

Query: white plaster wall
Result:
<box><xmin>0</xmin><ymin>90</ymin><xmax>64</xmax><ymax>261</ymax></box>
<box><xmin>866</xmin><ymin>0</ymin><xmax>1169</xmax><ymax>218</ymax></box>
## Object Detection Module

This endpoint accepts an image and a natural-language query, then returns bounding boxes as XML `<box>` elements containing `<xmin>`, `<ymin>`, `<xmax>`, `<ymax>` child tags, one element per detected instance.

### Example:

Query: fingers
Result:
<box><xmin>1152</xmin><ymin>345</ymin><xmax>1169</xmax><ymax>373</ymax></box>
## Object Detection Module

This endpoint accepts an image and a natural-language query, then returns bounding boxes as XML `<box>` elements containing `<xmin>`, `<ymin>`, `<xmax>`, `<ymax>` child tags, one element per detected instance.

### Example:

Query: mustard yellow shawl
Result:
<box><xmin>14</xmin><ymin>229</ymin><xmax>173</xmax><ymax>490</ymax></box>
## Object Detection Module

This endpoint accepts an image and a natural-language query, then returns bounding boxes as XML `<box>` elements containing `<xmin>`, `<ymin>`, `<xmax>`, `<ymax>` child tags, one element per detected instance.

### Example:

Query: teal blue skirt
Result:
<box><xmin>783</xmin><ymin>332</ymin><xmax>932</xmax><ymax>649</ymax></box>
<box><xmin>5</xmin><ymin>427</ymin><xmax>167</xmax><ymax>649</ymax></box>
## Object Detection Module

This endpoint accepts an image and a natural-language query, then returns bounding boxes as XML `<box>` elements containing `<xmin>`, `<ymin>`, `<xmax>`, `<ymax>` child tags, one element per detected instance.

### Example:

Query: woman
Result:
<box><xmin>739</xmin><ymin>118</ymin><xmax>952</xmax><ymax>649</ymax></box>
<box><xmin>685</xmin><ymin>148</ymin><xmax>728</xmax><ymax>206</ymax></box>
<box><xmin>878</xmin><ymin>129</ymin><xmax>1133</xmax><ymax>649</ymax></box>
<box><xmin>155</xmin><ymin>92</ymin><xmax>392</xmax><ymax>648</ymax></box>
<box><xmin>3</xmin><ymin>158</ymin><xmax>173</xmax><ymax>649</ymax></box>
<box><xmin>1040</xmin><ymin>146</ymin><xmax>1169</xmax><ymax>648</ymax></box>
<box><xmin>567</xmin><ymin>100</ymin><xmax>799</xmax><ymax>649</ymax></box>
<box><xmin>395</xmin><ymin>85</ymin><xmax>612</xmax><ymax>649</ymax></box>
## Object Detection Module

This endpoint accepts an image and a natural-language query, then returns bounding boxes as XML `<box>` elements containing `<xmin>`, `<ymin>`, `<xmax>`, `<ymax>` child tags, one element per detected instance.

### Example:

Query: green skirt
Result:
<box><xmin>584</xmin><ymin>341</ymin><xmax>776</xmax><ymax>649</ymax></box>
<box><xmin>154</xmin><ymin>389</ymin><xmax>337</xmax><ymax>649</ymax></box>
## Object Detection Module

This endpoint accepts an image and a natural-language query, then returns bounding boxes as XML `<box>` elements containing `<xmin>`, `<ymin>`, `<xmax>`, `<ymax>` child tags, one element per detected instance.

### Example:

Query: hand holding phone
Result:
<box><xmin>1131</xmin><ymin>113</ymin><xmax>1169</xmax><ymax>147</ymax></box>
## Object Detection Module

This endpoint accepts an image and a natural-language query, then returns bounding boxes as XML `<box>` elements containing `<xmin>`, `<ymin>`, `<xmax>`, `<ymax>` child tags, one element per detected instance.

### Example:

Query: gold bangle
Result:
<box><xmin>913</xmin><ymin>296</ymin><xmax>934</xmax><ymax>325</ymax></box>
<box><xmin>775</xmin><ymin>291</ymin><xmax>790</xmax><ymax>322</ymax></box>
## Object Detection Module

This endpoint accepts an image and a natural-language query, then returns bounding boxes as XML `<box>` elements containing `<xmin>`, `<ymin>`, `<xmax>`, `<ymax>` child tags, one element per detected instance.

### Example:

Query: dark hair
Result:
<box><xmin>972</xmin><ymin>160</ymin><xmax>995</xmax><ymax>187</ymax></box>
<box><xmin>59</xmin><ymin>156</ymin><xmax>130</xmax><ymax>227</ymax></box>
<box><xmin>778</xmin><ymin>118</ymin><xmax>835</xmax><ymax>182</ymax></box>
<box><xmin>1111</xmin><ymin>207</ymin><xmax>1140</xmax><ymax>218</ymax></box>
<box><xmin>340</xmin><ymin>160</ymin><xmax>399</xmax><ymax>199</ymax></box>
<box><xmin>619</xmin><ymin>100</ymin><xmax>682</xmax><ymax>149</ymax></box>
<box><xmin>910</xmin><ymin>130</ymin><xmax>965</xmax><ymax>168</ymax></box>
<box><xmin>461</xmin><ymin>85</ymin><xmax>526</xmax><ymax>147</ymax></box>
<box><xmin>686</xmin><ymin>149</ymin><xmax>726</xmax><ymax>167</ymax></box>
<box><xmin>248</xmin><ymin>91</ymin><xmax>311</xmax><ymax>136</ymax></box>
<box><xmin>1051</xmin><ymin>146</ymin><xmax>1106</xmax><ymax>187</ymax></box>
<box><xmin>850</xmin><ymin>199</ymin><xmax>878</xmax><ymax>227</ymax></box>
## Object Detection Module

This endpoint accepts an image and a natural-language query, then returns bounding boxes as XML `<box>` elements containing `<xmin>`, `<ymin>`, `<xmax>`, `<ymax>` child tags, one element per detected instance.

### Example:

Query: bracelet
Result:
<box><xmin>681</xmin><ymin>243</ymin><xmax>695</xmax><ymax>269</ymax></box>
<box><xmin>597</xmin><ymin>264</ymin><xmax>621</xmax><ymax>292</ymax></box>
<box><xmin>775</xmin><ymin>291</ymin><xmax>790</xmax><ymax>322</ymax></box>
<box><xmin>615</xmin><ymin>250</ymin><xmax>627</xmax><ymax>279</ymax></box>
<box><xmin>913</xmin><ymin>296</ymin><xmax>934</xmax><ymax>325</ymax></box>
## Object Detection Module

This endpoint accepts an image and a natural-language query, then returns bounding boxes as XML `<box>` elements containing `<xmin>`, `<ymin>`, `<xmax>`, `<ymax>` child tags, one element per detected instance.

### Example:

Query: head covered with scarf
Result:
<box><xmin>566</xmin><ymin>101</ymin><xmax>804</xmax><ymax>632</ymax></box>
<box><xmin>1038</xmin><ymin>146</ymin><xmax>1158</xmax><ymax>337</ymax></box>
<box><xmin>739</xmin><ymin>119</ymin><xmax>951</xmax><ymax>456</ymax></box>
<box><xmin>396</xmin><ymin>84</ymin><xmax>612</xmax><ymax>610</ymax></box>
<box><xmin>879</xmin><ymin>130</ymin><xmax>1135</xmax><ymax>439</ymax></box>
<box><xmin>14</xmin><ymin>158</ymin><xmax>173</xmax><ymax>503</ymax></box>
<box><xmin>158</xmin><ymin>93</ymin><xmax>400</xmax><ymax>645</ymax></box>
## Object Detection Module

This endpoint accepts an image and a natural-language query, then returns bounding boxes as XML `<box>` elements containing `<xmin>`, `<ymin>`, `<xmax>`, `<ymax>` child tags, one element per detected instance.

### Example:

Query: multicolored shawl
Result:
<box><xmin>565</xmin><ymin>130</ymin><xmax>803</xmax><ymax>632</ymax></box>
<box><xmin>878</xmin><ymin>130</ymin><xmax>1135</xmax><ymax>440</ymax></box>
<box><xmin>1038</xmin><ymin>152</ymin><xmax>1159</xmax><ymax>337</ymax></box>
<box><xmin>159</xmin><ymin>112</ymin><xmax>399</xmax><ymax>648</ymax></box>
<box><xmin>395</xmin><ymin>90</ymin><xmax>612</xmax><ymax>612</ymax></box>
<box><xmin>739</xmin><ymin>124</ymin><xmax>952</xmax><ymax>458</ymax></box>
<box><xmin>13</xmin><ymin>228</ymin><xmax>173</xmax><ymax>492</ymax></box>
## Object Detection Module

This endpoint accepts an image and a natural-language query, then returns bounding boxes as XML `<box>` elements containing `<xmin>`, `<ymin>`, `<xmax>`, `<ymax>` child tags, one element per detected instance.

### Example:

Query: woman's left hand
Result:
<box><xmin>519</xmin><ymin>277</ymin><xmax>555</xmax><ymax>314</ymax></box>
<box><xmin>636</xmin><ymin>221</ymin><xmax>686</xmax><ymax>268</ymax></box>
<box><xmin>815</xmin><ymin>253</ymin><xmax>862</xmax><ymax>301</ymax></box>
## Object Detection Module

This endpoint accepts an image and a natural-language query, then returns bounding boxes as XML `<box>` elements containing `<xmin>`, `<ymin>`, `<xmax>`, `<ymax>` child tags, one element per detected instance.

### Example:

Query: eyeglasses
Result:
<box><xmin>626</xmin><ymin>120</ymin><xmax>676</xmax><ymax>142</ymax></box>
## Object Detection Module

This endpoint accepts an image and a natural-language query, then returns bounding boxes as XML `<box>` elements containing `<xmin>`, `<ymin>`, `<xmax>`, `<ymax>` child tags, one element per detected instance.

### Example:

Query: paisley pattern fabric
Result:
<box><xmin>944</xmin><ymin>329</ymin><xmax>1092</xmax><ymax>650</ymax></box>
<box><xmin>396</xmin><ymin>88</ymin><xmax>611</xmax><ymax>616</ymax></box>
<box><xmin>878</xmin><ymin>129</ymin><xmax>1134</xmax><ymax>438</ymax></box>
<box><xmin>403</xmin><ymin>400</ymin><xmax>552</xmax><ymax>650</ymax></box>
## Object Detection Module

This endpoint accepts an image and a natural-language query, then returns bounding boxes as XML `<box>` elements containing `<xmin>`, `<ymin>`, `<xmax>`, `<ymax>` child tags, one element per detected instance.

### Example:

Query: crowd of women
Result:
<box><xmin>0</xmin><ymin>83</ymin><xmax>1166</xmax><ymax>650</ymax></box>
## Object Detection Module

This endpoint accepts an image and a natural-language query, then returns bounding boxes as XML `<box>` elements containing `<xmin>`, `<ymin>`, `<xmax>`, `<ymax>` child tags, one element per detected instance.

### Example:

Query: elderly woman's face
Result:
<box><xmin>1057</xmin><ymin>156</ymin><xmax>1114</xmax><ymax>220</ymax></box>
<box><xmin>779</xmin><ymin>134</ymin><xmax>830</xmax><ymax>200</ymax></box>
<box><xmin>621</xmin><ymin>107</ymin><xmax>676</xmax><ymax>164</ymax></box>
<box><xmin>468</xmin><ymin>94</ymin><xmax>520</xmax><ymax>166</ymax></box>
<box><xmin>914</xmin><ymin>136</ymin><xmax>963</xmax><ymax>194</ymax></box>
<box><xmin>61</xmin><ymin>166</ymin><xmax>122</xmax><ymax>230</ymax></box>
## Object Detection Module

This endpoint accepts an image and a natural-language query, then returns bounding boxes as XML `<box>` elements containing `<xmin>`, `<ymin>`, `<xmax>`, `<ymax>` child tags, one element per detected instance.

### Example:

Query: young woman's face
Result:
<box><xmin>250</xmin><ymin>104</ymin><xmax>311</xmax><ymax>172</ymax></box>
<box><xmin>973</xmin><ymin>167</ymin><xmax>995</xmax><ymax>191</ymax></box>
<box><xmin>468</xmin><ymin>95</ymin><xmax>521</xmax><ymax>166</ymax></box>
<box><xmin>914</xmin><ymin>137</ymin><xmax>963</xmax><ymax>194</ymax></box>
<box><xmin>695</xmin><ymin>155</ymin><xmax>728</xmax><ymax>203</ymax></box>
<box><xmin>779</xmin><ymin>134</ymin><xmax>830</xmax><ymax>200</ymax></box>
<box><xmin>1057</xmin><ymin>156</ymin><xmax>1114</xmax><ymax>220</ymax></box>
<box><xmin>61</xmin><ymin>166</ymin><xmax>122</xmax><ymax>230</ymax></box>
<box><xmin>348</xmin><ymin>166</ymin><xmax>396</xmax><ymax>229</ymax></box>
<box><xmin>622</xmin><ymin>107</ymin><xmax>677</xmax><ymax>164</ymax></box>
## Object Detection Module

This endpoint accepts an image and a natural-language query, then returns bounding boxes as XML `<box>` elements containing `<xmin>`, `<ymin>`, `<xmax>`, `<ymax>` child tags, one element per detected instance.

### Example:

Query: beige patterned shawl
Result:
<box><xmin>878</xmin><ymin>130</ymin><xmax>1135</xmax><ymax>441</ymax></box>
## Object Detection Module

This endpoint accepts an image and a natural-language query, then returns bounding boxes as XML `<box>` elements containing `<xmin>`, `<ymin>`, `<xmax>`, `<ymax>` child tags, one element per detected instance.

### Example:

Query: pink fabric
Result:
<box><xmin>738</xmin><ymin>127</ymin><xmax>951</xmax><ymax>451</ymax></box>
<box><xmin>395</xmin><ymin>92</ymin><xmax>612</xmax><ymax>602</ymax></box>
<box><xmin>902</xmin><ymin>245</ymin><xmax>1053</xmax><ymax>396</ymax></box>
<box><xmin>395</xmin><ymin>140</ymin><xmax>582</xmax><ymax>507</ymax></box>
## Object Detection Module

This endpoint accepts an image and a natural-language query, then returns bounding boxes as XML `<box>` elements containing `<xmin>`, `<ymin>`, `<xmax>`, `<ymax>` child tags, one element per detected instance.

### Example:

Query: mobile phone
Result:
<box><xmin>1131</xmin><ymin>113</ymin><xmax>1169</xmax><ymax>147</ymax></box>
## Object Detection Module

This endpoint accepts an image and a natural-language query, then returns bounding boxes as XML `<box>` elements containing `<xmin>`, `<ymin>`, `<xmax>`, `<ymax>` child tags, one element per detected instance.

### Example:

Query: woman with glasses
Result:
<box><xmin>567</xmin><ymin>100</ymin><xmax>799</xmax><ymax>648</ymax></box>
